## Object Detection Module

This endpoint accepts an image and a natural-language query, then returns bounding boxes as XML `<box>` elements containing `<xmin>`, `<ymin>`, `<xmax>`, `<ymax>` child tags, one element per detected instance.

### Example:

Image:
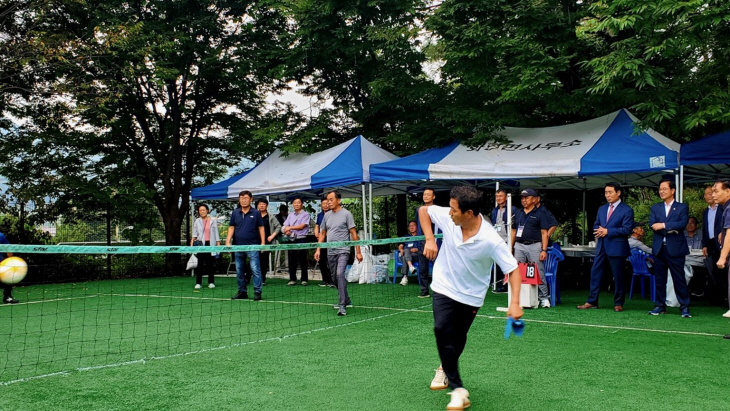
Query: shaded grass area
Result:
<box><xmin>1</xmin><ymin>280</ymin><xmax>729</xmax><ymax>410</ymax></box>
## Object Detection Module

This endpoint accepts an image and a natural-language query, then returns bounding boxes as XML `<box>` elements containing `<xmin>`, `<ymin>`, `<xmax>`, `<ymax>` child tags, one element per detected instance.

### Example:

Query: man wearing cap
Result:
<box><xmin>577</xmin><ymin>182</ymin><xmax>634</xmax><ymax>312</ymax></box>
<box><xmin>511</xmin><ymin>188</ymin><xmax>552</xmax><ymax>307</ymax></box>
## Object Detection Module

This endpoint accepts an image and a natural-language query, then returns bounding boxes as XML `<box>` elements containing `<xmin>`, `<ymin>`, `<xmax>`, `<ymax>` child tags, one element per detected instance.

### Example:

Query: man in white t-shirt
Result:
<box><xmin>419</xmin><ymin>186</ymin><xmax>523</xmax><ymax>411</ymax></box>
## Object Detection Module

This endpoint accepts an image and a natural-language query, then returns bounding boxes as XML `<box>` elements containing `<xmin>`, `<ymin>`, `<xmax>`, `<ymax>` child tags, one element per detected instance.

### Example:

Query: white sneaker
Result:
<box><xmin>446</xmin><ymin>387</ymin><xmax>470</xmax><ymax>410</ymax></box>
<box><xmin>400</xmin><ymin>276</ymin><xmax>409</xmax><ymax>286</ymax></box>
<box><xmin>723</xmin><ymin>310</ymin><xmax>730</xmax><ymax>318</ymax></box>
<box><xmin>194</xmin><ymin>284</ymin><xmax>202</xmax><ymax>289</ymax></box>
<box><xmin>540</xmin><ymin>298</ymin><xmax>551</xmax><ymax>308</ymax></box>
<box><xmin>430</xmin><ymin>367</ymin><xmax>448</xmax><ymax>391</ymax></box>
<box><xmin>208</xmin><ymin>283</ymin><xmax>215</xmax><ymax>289</ymax></box>
<box><xmin>409</xmin><ymin>265</ymin><xmax>416</xmax><ymax>274</ymax></box>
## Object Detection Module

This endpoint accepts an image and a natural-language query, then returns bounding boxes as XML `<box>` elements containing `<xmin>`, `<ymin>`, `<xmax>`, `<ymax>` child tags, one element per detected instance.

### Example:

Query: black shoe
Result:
<box><xmin>648</xmin><ymin>306</ymin><xmax>666</xmax><ymax>315</ymax></box>
<box><xmin>493</xmin><ymin>288</ymin><xmax>508</xmax><ymax>294</ymax></box>
<box><xmin>254</xmin><ymin>292</ymin><xmax>262</xmax><ymax>301</ymax></box>
<box><xmin>724</xmin><ymin>334</ymin><xmax>730</xmax><ymax>340</ymax></box>
<box><xmin>680</xmin><ymin>307</ymin><xmax>692</xmax><ymax>318</ymax></box>
<box><xmin>231</xmin><ymin>292</ymin><xmax>248</xmax><ymax>300</ymax></box>
<box><xmin>418</xmin><ymin>291</ymin><xmax>430</xmax><ymax>298</ymax></box>
<box><xmin>3</xmin><ymin>296</ymin><xmax>19</xmax><ymax>304</ymax></box>
<box><xmin>319</xmin><ymin>282</ymin><xmax>330</xmax><ymax>287</ymax></box>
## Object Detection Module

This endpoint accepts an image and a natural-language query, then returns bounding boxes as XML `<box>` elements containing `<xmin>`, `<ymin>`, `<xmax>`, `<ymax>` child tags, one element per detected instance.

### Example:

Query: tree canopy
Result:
<box><xmin>1</xmin><ymin>0</ymin><xmax>728</xmax><ymax>243</ymax></box>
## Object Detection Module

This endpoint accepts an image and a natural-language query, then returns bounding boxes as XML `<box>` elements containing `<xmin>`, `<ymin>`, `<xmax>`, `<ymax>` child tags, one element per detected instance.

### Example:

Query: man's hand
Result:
<box><xmin>410</xmin><ymin>248</ymin><xmax>418</xmax><ymax>253</ymax></box>
<box><xmin>314</xmin><ymin>250</ymin><xmax>320</xmax><ymax>261</ymax></box>
<box><xmin>702</xmin><ymin>247</ymin><xmax>708</xmax><ymax>257</ymax></box>
<box><xmin>424</xmin><ymin>238</ymin><xmax>438</xmax><ymax>260</ymax></box>
<box><xmin>718</xmin><ymin>257</ymin><xmax>727</xmax><ymax>270</ymax></box>
<box><xmin>507</xmin><ymin>303</ymin><xmax>524</xmax><ymax>320</ymax></box>
<box><xmin>539</xmin><ymin>250</ymin><xmax>547</xmax><ymax>261</ymax></box>
<box><xmin>651</xmin><ymin>222</ymin><xmax>665</xmax><ymax>231</ymax></box>
<box><xmin>593</xmin><ymin>226</ymin><xmax>608</xmax><ymax>238</ymax></box>
<box><xmin>356</xmin><ymin>252</ymin><xmax>363</xmax><ymax>263</ymax></box>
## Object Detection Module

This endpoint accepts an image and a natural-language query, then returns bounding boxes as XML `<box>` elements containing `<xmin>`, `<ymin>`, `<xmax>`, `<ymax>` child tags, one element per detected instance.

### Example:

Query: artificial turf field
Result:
<box><xmin>1</xmin><ymin>276</ymin><xmax>729</xmax><ymax>411</ymax></box>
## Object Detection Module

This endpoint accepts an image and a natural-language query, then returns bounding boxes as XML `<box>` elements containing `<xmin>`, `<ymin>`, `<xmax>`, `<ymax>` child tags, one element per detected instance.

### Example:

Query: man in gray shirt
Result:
<box><xmin>314</xmin><ymin>190</ymin><xmax>363</xmax><ymax>316</ymax></box>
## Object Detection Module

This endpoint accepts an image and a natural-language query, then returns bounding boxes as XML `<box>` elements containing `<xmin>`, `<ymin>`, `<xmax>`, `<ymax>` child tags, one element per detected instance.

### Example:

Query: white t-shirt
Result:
<box><xmin>427</xmin><ymin>205</ymin><xmax>519</xmax><ymax>307</ymax></box>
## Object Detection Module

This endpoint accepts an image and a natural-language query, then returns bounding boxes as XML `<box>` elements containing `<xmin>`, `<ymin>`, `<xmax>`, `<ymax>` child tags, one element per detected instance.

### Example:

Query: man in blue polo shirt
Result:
<box><xmin>226</xmin><ymin>190</ymin><xmax>265</xmax><ymax>301</ymax></box>
<box><xmin>511</xmin><ymin>188</ymin><xmax>551</xmax><ymax>307</ymax></box>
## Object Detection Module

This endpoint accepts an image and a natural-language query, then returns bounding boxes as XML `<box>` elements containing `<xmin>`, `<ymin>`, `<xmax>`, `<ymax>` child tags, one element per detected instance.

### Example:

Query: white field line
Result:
<box><xmin>2</xmin><ymin>295</ymin><xmax>723</xmax><ymax>386</ymax></box>
<box><xmin>0</xmin><ymin>295</ymin><xmax>100</xmax><ymax>307</ymax></box>
<box><xmin>0</xmin><ymin>302</ymin><xmax>431</xmax><ymax>386</ymax></box>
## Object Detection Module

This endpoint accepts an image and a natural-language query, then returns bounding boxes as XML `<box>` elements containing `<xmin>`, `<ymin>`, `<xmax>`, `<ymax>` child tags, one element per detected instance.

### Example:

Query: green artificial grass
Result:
<box><xmin>1</xmin><ymin>278</ymin><xmax>729</xmax><ymax>410</ymax></box>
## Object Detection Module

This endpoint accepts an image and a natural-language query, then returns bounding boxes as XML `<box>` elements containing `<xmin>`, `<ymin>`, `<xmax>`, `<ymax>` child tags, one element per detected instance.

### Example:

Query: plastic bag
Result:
<box><xmin>186</xmin><ymin>254</ymin><xmax>198</xmax><ymax>270</ymax></box>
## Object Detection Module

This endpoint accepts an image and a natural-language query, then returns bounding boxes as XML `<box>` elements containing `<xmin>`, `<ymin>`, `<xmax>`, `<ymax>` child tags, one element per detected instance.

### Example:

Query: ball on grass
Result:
<box><xmin>0</xmin><ymin>257</ymin><xmax>28</xmax><ymax>285</ymax></box>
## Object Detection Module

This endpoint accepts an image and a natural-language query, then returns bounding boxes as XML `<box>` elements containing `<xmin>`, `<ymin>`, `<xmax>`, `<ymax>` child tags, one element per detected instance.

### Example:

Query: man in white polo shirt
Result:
<box><xmin>419</xmin><ymin>186</ymin><xmax>523</xmax><ymax>411</ymax></box>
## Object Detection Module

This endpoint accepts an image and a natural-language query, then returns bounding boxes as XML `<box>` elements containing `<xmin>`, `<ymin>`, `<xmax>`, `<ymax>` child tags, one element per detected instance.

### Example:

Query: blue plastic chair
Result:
<box><xmin>392</xmin><ymin>250</ymin><xmax>420</xmax><ymax>284</ymax></box>
<box><xmin>544</xmin><ymin>245</ymin><xmax>564</xmax><ymax>307</ymax></box>
<box><xmin>629</xmin><ymin>249</ymin><xmax>655</xmax><ymax>302</ymax></box>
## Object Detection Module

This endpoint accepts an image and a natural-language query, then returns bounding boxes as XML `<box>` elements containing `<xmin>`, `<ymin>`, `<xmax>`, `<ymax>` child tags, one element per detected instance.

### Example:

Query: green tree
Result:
<box><xmin>426</xmin><ymin>0</ymin><xmax>622</xmax><ymax>146</ymax></box>
<box><xmin>1</xmin><ymin>0</ymin><xmax>292</xmax><ymax>245</ymax></box>
<box><xmin>581</xmin><ymin>0</ymin><xmax>730</xmax><ymax>140</ymax></box>
<box><xmin>283</xmin><ymin>0</ymin><xmax>452</xmax><ymax>154</ymax></box>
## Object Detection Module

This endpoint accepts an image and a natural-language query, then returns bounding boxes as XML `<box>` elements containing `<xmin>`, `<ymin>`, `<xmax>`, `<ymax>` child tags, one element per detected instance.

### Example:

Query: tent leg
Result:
<box><xmin>679</xmin><ymin>166</ymin><xmax>684</xmax><ymax>202</ymax></box>
<box><xmin>369</xmin><ymin>183</ymin><xmax>373</xmax><ymax>240</ymax></box>
<box><xmin>492</xmin><ymin>182</ymin><xmax>500</xmax><ymax>290</ymax></box>
<box><xmin>361</xmin><ymin>184</ymin><xmax>368</xmax><ymax>240</ymax></box>
<box><xmin>581</xmin><ymin>181</ymin><xmax>586</xmax><ymax>245</ymax></box>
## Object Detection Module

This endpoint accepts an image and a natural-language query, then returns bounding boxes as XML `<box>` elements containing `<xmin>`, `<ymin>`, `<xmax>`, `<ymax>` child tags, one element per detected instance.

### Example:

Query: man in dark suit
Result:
<box><xmin>701</xmin><ymin>185</ymin><xmax>724</xmax><ymax>303</ymax></box>
<box><xmin>649</xmin><ymin>179</ymin><xmax>691</xmax><ymax>317</ymax></box>
<box><xmin>577</xmin><ymin>182</ymin><xmax>634</xmax><ymax>312</ymax></box>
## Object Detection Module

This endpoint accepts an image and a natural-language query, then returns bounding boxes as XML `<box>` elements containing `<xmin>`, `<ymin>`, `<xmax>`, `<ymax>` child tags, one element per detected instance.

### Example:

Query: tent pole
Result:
<box><xmin>581</xmin><ymin>180</ymin><xmax>586</xmax><ymax>245</ymax></box>
<box><xmin>369</xmin><ymin>183</ymin><xmax>373</xmax><ymax>240</ymax></box>
<box><xmin>675</xmin><ymin>172</ymin><xmax>680</xmax><ymax>203</ymax></box>
<box><xmin>492</xmin><ymin>182</ymin><xmax>499</xmax><ymax>290</ymax></box>
<box><xmin>679</xmin><ymin>166</ymin><xmax>684</xmax><ymax>202</ymax></box>
<box><xmin>361</xmin><ymin>184</ymin><xmax>368</xmax><ymax>240</ymax></box>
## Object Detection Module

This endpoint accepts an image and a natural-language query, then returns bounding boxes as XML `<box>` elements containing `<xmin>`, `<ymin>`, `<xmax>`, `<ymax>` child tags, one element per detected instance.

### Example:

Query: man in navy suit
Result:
<box><xmin>577</xmin><ymin>183</ymin><xmax>634</xmax><ymax>312</ymax></box>
<box><xmin>701</xmin><ymin>185</ymin><xmax>725</xmax><ymax>304</ymax></box>
<box><xmin>649</xmin><ymin>180</ymin><xmax>691</xmax><ymax>317</ymax></box>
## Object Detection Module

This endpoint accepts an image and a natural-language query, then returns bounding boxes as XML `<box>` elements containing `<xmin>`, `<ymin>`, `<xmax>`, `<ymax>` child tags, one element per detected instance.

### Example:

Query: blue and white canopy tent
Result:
<box><xmin>191</xmin><ymin>135</ymin><xmax>400</xmax><ymax>238</ymax></box>
<box><xmin>680</xmin><ymin>130</ymin><xmax>730</xmax><ymax>187</ymax></box>
<box><xmin>370</xmin><ymin>109</ymin><xmax>682</xmax><ymax>248</ymax></box>
<box><xmin>192</xmin><ymin>135</ymin><xmax>399</xmax><ymax>200</ymax></box>
<box><xmin>369</xmin><ymin>109</ymin><xmax>681</xmax><ymax>191</ymax></box>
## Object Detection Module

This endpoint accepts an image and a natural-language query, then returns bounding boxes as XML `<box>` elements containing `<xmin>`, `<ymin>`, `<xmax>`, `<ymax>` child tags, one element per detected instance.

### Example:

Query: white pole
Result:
<box><xmin>368</xmin><ymin>183</ymin><xmax>373</xmax><ymax>240</ymax></box>
<box><xmin>679</xmin><ymin>166</ymin><xmax>684</xmax><ymax>202</ymax></box>
<box><xmin>361</xmin><ymin>184</ymin><xmax>368</xmax><ymax>240</ymax></box>
<box><xmin>675</xmin><ymin>172</ymin><xmax>680</xmax><ymax>203</ymax></box>
<box><xmin>581</xmin><ymin>181</ymin><xmax>586</xmax><ymax>245</ymax></box>
<box><xmin>507</xmin><ymin>193</ymin><xmax>512</xmax><ymax>249</ymax></box>
<box><xmin>267</xmin><ymin>195</ymin><xmax>272</xmax><ymax>275</ymax></box>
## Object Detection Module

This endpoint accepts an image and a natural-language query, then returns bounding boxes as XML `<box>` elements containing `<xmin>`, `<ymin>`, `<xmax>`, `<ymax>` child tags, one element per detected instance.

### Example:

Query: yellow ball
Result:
<box><xmin>0</xmin><ymin>257</ymin><xmax>28</xmax><ymax>285</ymax></box>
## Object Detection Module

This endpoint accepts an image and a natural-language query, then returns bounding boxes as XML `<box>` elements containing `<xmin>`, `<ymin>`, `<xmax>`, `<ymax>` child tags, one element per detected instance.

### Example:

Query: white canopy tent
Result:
<box><xmin>191</xmin><ymin>136</ymin><xmax>400</xmax><ymax>239</ymax></box>
<box><xmin>370</xmin><ymin>109</ymin><xmax>681</xmax><ymax>192</ymax></box>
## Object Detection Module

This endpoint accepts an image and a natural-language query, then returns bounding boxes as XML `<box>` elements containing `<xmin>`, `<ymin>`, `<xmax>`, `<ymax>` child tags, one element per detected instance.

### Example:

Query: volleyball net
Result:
<box><xmin>0</xmin><ymin>237</ymin><xmax>437</xmax><ymax>384</ymax></box>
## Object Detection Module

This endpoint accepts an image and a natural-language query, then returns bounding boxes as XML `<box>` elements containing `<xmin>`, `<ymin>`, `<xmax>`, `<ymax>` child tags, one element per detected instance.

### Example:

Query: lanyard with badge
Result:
<box><xmin>516</xmin><ymin>210</ymin><xmax>533</xmax><ymax>238</ymax></box>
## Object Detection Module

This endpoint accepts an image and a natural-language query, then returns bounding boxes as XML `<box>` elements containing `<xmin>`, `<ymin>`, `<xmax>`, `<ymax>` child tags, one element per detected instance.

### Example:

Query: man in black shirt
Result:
<box><xmin>511</xmin><ymin>189</ymin><xmax>551</xmax><ymax>307</ymax></box>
